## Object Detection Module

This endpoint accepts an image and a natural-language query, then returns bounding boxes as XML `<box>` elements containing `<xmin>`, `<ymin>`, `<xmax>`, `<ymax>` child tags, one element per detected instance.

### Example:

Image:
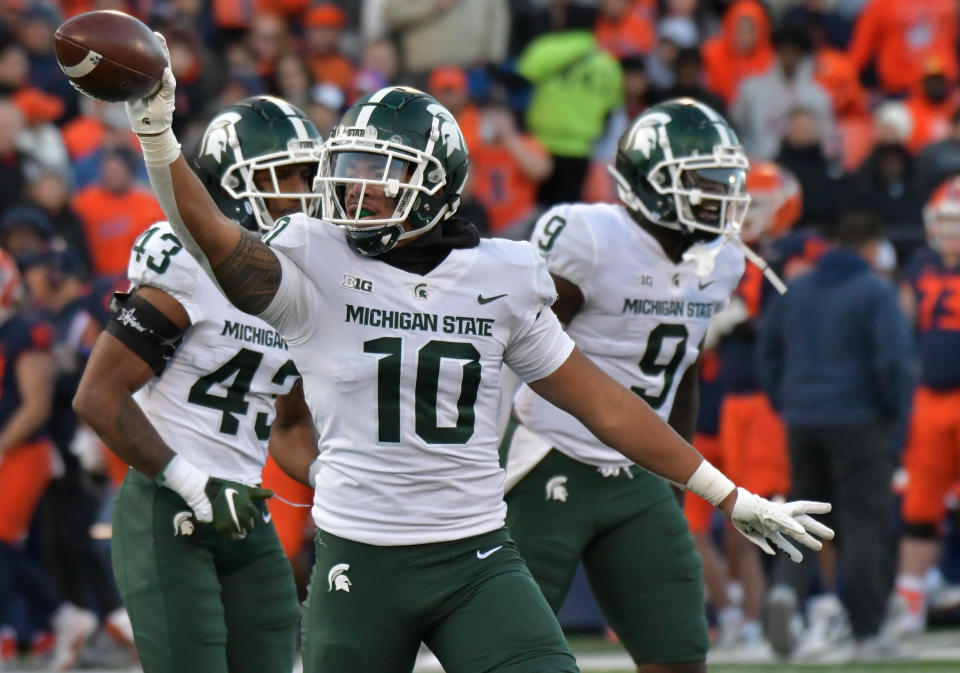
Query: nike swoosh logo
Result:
<box><xmin>477</xmin><ymin>293</ymin><xmax>507</xmax><ymax>305</ymax></box>
<box><xmin>476</xmin><ymin>545</ymin><xmax>503</xmax><ymax>559</ymax></box>
<box><xmin>225</xmin><ymin>488</ymin><xmax>241</xmax><ymax>530</ymax></box>
<box><xmin>262</xmin><ymin>509</ymin><xmax>272</xmax><ymax>524</ymax></box>
<box><xmin>698</xmin><ymin>280</ymin><xmax>715</xmax><ymax>290</ymax></box>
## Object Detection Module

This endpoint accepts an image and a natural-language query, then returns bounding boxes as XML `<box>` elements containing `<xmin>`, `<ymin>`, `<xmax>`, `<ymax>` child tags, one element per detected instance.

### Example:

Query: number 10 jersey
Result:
<box><xmin>259</xmin><ymin>215</ymin><xmax>574</xmax><ymax>546</ymax></box>
<box><xmin>514</xmin><ymin>203</ymin><xmax>744</xmax><ymax>470</ymax></box>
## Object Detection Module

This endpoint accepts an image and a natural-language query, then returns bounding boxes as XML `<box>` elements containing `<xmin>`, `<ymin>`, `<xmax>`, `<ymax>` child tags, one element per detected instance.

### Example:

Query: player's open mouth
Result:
<box><xmin>692</xmin><ymin>201</ymin><xmax>721</xmax><ymax>225</ymax></box>
<box><xmin>346</xmin><ymin>204</ymin><xmax>378</xmax><ymax>219</ymax></box>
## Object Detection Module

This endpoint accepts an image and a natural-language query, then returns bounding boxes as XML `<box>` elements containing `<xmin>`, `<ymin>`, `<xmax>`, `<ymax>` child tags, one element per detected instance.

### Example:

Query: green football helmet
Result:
<box><xmin>193</xmin><ymin>95</ymin><xmax>322</xmax><ymax>233</ymax></box>
<box><xmin>609</xmin><ymin>98</ymin><xmax>750</xmax><ymax>239</ymax></box>
<box><xmin>315</xmin><ymin>86</ymin><xmax>469</xmax><ymax>256</ymax></box>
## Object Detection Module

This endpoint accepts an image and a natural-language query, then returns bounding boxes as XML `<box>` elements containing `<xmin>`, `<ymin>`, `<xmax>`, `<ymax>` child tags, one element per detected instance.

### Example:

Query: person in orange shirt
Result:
<box><xmin>701</xmin><ymin>0</ymin><xmax>774</xmax><ymax>104</ymax></box>
<box><xmin>303</xmin><ymin>4</ymin><xmax>354</xmax><ymax>93</ymax></box>
<box><xmin>71</xmin><ymin>147</ymin><xmax>165</xmax><ymax>277</ymax></box>
<box><xmin>595</xmin><ymin>0</ymin><xmax>657</xmax><ymax>58</ymax></box>
<box><xmin>904</xmin><ymin>60</ymin><xmax>960</xmax><ymax>154</ymax></box>
<box><xmin>469</xmin><ymin>100</ymin><xmax>553</xmax><ymax>236</ymax></box>
<box><xmin>847</xmin><ymin>0</ymin><xmax>958</xmax><ymax>96</ymax></box>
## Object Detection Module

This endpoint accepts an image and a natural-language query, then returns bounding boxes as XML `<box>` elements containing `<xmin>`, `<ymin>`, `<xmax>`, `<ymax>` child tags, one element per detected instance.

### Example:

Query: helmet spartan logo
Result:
<box><xmin>414</xmin><ymin>283</ymin><xmax>428</xmax><ymax>299</ymax></box>
<box><xmin>425</xmin><ymin>102</ymin><xmax>464</xmax><ymax>158</ymax></box>
<box><xmin>328</xmin><ymin>563</ymin><xmax>352</xmax><ymax>592</ymax></box>
<box><xmin>201</xmin><ymin>111</ymin><xmax>243</xmax><ymax>164</ymax></box>
<box><xmin>545</xmin><ymin>475</ymin><xmax>569</xmax><ymax>502</ymax></box>
<box><xmin>625</xmin><ymin>111</ymin><xmax>672</xmax><ymax>159</ymax></box>
<box><xmin>173</xmin><ymin>511</ymin><xmax>195</xmax><ymax>536</ymax></box>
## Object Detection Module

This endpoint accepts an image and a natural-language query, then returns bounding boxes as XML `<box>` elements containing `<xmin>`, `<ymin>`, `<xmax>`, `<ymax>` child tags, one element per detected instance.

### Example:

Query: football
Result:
<box><xmin>54</xmin><ymin>10</ymin><xmax>166</xmax><ymax>103</ymax></box>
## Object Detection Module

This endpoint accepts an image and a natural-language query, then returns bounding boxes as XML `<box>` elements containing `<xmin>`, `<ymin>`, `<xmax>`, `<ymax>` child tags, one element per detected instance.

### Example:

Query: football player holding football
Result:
<box><xmin>94</xmin><ymin>38</ymin><xmax>833</xmax><ymax>673</ymax></box>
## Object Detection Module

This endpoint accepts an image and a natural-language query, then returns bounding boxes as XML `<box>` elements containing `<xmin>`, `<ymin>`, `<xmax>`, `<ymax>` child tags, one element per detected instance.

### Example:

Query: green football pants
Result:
<box><xmin>112</xmin><ymin>468</ymin><xmax>299</xmax><ymax>673</ymax></box>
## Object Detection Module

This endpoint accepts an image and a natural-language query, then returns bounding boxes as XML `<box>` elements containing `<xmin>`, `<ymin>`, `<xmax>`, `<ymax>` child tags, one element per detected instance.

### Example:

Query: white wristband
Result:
<box><xmin>157</xmin><ymin>454</ymin><xmax>212</xmax><ymax>521</ymax></box>
<box><xmin>138</xmin><ymin>128</ymin><xmax>181</xmax><ymax>167</ymax></box>
<box><xmin>686</xmin><ymin>460</ymin><xmax>736</xmax><ymax>507</ymax></box>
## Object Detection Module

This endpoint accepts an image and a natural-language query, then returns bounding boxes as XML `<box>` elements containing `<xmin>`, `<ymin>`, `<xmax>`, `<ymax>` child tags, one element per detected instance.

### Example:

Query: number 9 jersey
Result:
<box><xmin>514</xmin><ymin>202</ymin><xmax>744</xmax><ymax>471</ymax></box>
<box><xmin>127</xmin><ymin>221</ymin><xmax>300</xmax><ymax>485</ymax></box>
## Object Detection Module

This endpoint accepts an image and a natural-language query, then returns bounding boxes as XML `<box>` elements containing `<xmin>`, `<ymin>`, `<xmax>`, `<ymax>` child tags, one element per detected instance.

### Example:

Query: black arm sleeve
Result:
<box><xmin>104</xmin><ymin>293</ymin><xmax>187</xmax><ymax>376</ymax></box>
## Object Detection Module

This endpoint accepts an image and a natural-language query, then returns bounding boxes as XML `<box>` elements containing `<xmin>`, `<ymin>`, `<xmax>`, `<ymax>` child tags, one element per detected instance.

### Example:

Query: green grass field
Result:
<box><xmin>561</xmin><ymin>632</ymin><xmax>960</xmax><ymax>673</ymax></box>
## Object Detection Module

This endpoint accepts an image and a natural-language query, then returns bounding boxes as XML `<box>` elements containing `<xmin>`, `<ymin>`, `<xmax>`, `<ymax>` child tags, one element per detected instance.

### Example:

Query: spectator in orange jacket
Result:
<box><xmin>70</xmin><ymin>147</ymin><xmax>164</xmax><ymax>277</ymax></box>
<box><xmin>904</xmin><ymin>60</ymin><xmax>960</xmax><ymax>154</ymax></box>
<box><xmin>303</xmin><ymin>4</ymin><xmax>354</xmax><ymax>93</ymax></box>
<box><xmin>847</xmin><ymin>0</ymin><xmax>958</xmax><ymax>96</ymax></box>
<box><xmin>702</xmin><ymin>0</ymin><xmax>774</xmax><ymax>104</ymax></box>
<box><xmin>595</xmin><ymin>0</ymin><xmax>657</xmax><ymax>58</ymax></box>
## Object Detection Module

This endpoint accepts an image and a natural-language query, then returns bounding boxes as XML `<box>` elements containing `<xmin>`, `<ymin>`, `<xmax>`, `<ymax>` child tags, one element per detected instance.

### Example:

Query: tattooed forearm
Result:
<box><xmin>213</xmin><ymin>230</ymin><xmax>282</xmax><ymax>314</ymax></box>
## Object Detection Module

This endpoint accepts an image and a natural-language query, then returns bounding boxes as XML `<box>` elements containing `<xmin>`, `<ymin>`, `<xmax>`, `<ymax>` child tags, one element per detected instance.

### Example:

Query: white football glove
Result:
<box><xmin>124</xmin><ymin>31</ymin><xmax>175</xmax><ymax>135</ymax></box>
<box><xmin>730</xmin><ymin>487</ymin><xmax>834</xmax><ymax>563</ymax></box>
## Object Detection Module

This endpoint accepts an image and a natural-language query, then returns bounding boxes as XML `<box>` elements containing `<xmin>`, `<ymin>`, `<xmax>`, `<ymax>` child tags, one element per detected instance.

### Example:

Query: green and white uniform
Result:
<box><xmin>260</xmin><ymin>213</ymin><xmax>579</xmax><ymax>673</ymax></box>
<box><xmin>112</xmin><ymin>221</ymin><xmax>300</xmax><ymax>673</ymax></box>
<box><xmin>504</xmin><ymin>202</ymin><xmax>743</xmax><ymax>665</ymax></box>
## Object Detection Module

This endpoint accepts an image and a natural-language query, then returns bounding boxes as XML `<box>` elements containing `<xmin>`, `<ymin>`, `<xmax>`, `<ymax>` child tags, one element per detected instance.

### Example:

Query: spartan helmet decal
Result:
<box><xmin>328</xmin><ymin>563</ymin><xmax>352</xmax><ymax>592</ymax></box>
<box><xmin>545</xmin><ymin>475</ymin><xmax>569</xmax><ymax>502</ymax></box>
<box><xmin>201</xmin><ymin>111</ymin><xmax>243</xmax><ymax>164</ymax></box>
<box><xmin>173</xmin><ymin>511</ymin><xmax>195</xmax><ymax>536</ymax></box>
<box><xmin>425</xmin><ymin>102</ymin><xmax>465</xmax><ymax>158</ymax></box>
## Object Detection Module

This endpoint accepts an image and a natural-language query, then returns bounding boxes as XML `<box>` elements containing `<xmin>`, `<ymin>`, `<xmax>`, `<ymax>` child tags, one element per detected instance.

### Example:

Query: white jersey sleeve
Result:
<box><xmin>501</xmin><ymin>242</ymin><xmax>574</xmax><ymax>383</ymax></box>
<box><xmin>530</xmin><ymin>204</ymin><xmax>599</xmax><ymax>301</ymax></box>
<box><xmin>127</xmin><ymin>221</ymin><xmax>203</xmax><ymax>322</ymax></box>
<box><xmin>259</xmin><ymin>214</ymin><xmax>322</xmax><ymax>346</ymax></box>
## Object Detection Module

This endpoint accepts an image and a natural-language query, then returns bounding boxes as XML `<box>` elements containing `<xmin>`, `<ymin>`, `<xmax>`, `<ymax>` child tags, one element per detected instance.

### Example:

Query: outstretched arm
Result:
<box><xmin>529</xmin><ymin>347</ymin><xmax>834</xmax><ymax>562</ymax></box>
<box><xmin>119</xmin><ymin>38</ymin><xmax>282</xmax><ymax>315</ymax></box>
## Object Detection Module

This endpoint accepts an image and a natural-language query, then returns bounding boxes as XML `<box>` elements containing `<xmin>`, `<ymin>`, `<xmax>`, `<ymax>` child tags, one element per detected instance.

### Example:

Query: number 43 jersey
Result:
<box><xmin>514</xmin><ymin>203</ymin><xmax>744</xmax><ymax>471</ymax></box>
<box><xmin>127</xmin><ymin>221</ymin><xmax>300</xmax><ymax>485</ymax></box>
<box><xmin>259</xmin><ymin>215</ymin><xmax>574</xmax><ymax>546</ymax></box>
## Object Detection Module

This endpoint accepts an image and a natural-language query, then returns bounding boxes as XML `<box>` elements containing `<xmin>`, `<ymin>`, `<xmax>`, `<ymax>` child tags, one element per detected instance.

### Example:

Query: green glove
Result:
<box><xmin>205</xmin><ymin>478</ymin><xmax>273</xmax><ymax>541</ymax></box>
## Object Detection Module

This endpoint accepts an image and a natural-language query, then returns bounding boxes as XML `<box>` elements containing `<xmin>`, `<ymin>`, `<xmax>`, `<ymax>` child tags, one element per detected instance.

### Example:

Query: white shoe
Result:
<box><xmin>715</xmin><ymin>606</ymin><xmax>743</xmax><ymax>650</ymax></box>
<box><xmin>857</xmin><ymin>633</ymin><xmax>902</xmax><ymax>661</ymax></box>
<box><xmin>764</xmin><ymin>584</ymin><xmax>800</xmax><ymax>657</ymax></box>
<box><xmin>104</xmin><ymin>608</ymin><xmax>134</xmax><ymax>646</ymax></box>
<box><xmin>48</xmin><ymin>604</ymin><xmax>97</xmax><ymax>671</ymax></box>
<box><xmin>882</xmin><ymin>591</ymin><xmax>926</xmax><ymax>640</ymax></box>
<box><xmin>793</xmin><ymin>594</ymin><xmax>852</xmax><ymax>662</ymax></box>
<box><xmin>733</xmin><ymin>621</ymin><xmax>773</xmax><ymax>661</ymax></box>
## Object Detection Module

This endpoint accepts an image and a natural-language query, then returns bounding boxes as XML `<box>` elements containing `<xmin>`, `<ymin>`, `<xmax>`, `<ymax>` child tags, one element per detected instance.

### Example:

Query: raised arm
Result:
<box><xmin>119</xmin><ymin>38</ymin><xmax>282</xmax><ymax>315</ymax></box>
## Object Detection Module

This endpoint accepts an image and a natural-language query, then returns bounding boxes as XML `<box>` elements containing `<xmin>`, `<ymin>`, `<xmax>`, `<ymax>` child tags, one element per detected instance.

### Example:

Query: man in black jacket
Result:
<box><xmin>757</xmin><ymin>212</ymin><xmax>913</xmax><ymax>660</ymax></box>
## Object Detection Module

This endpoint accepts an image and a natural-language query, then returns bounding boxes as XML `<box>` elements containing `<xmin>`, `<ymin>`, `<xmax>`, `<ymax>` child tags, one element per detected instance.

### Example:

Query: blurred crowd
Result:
<box><xmin>2</xmin><ymin>0</ymin><xmax>960</xmax><ymax>668</ymax></box>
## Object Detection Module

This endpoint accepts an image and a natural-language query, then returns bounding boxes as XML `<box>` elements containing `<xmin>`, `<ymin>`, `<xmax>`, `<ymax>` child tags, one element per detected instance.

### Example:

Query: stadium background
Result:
<box><xmin>1</xmin><ymin>0</ymin><xmax>960</xmax><ymax>670</ymax></box>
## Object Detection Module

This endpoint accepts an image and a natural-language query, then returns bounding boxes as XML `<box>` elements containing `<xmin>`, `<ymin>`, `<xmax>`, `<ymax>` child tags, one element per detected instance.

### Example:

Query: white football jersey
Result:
<box><xmin>513</xmin><ymin>203</ymin><xmax>744</xmax><ymax>470</ymax></box>
<box><xmin>259</xmin><ymin>214</ymin><xmax>574</xmax><ymax>546</ymax></box>
<box><xmin>128</xmin><ymin>221</ymin><xmax>300</xmax><ymax>485</ymax></box>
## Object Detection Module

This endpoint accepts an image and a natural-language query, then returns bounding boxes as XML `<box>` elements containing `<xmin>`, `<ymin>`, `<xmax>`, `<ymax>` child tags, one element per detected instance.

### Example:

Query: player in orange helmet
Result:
<box><xmin>889</xmin><ymin>176</ymin><xmax>960</xmax><ymax>639</ymax></box>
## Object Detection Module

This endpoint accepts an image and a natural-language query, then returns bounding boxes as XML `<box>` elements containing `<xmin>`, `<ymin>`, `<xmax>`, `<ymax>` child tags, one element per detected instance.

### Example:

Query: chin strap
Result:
<box><xmin>731</xmin><ymin>236</ymin><xmax>787</xmax><ymax>294</ymax></box>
